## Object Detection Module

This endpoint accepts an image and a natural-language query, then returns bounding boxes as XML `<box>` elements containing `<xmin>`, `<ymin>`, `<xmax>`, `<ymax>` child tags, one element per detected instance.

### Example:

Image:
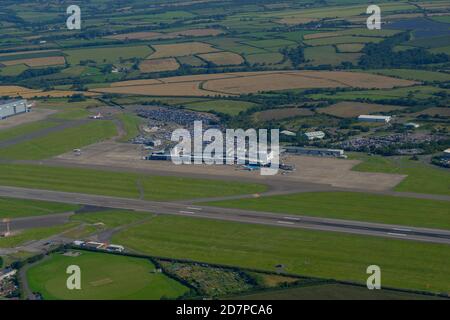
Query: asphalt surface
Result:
<box><xmin>0</xmin><ymin>186</ymin><xmax>449</xmax><ymax>245</ymax></box>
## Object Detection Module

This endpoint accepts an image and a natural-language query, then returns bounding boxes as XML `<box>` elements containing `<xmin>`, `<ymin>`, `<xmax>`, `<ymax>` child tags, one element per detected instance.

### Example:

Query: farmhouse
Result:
<box><xmin>304</xmin><ymin>131</ymin><xmax>325</xmax><ymax>140</ymax></box>
<box><xmin>0</xmin><ymin>99</ymin><xmax>32</xmax><ymax>120</ymax></box>
<box><xmin>358</xmin><ymin>115</ymin><xmax>392</xmax><ymax>123</ymax></box>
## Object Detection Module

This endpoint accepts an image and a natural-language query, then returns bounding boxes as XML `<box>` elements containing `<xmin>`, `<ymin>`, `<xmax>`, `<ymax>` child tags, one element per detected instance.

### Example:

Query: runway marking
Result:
<box><xmin>277</xmin><ymin>221</ymin><xmax>295</xmax><ymax>225</ymax></box>
<box><xmin>179</xmin><ymin>211</ymin><xmax>196</xmax><ymax>215</ymax></box>
<box><xmin>187</xmin><ymin>207</ymin><xmax>202</xmax><ymax>211</ymax></box>
<box><xmin>283</xmin><ymin>217</ymin><xmax>300</xmax><ymax>221</ymax></box>
<box><xmin>392</xmin><ymin>228</ymin><xmax>411</xmax><ymax>232</ymax></box>
<box><xmin>387</xmin><ymin>232</ymin><xmax>407</xmax><ymax>237</ymax></box>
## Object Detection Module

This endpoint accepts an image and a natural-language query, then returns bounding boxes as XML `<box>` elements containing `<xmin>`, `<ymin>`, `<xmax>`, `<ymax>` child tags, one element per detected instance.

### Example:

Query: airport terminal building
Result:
<box><xmin>0</xmin><ymin>99</ymin><xmax>31</xmax><ymax>120</ymax></box>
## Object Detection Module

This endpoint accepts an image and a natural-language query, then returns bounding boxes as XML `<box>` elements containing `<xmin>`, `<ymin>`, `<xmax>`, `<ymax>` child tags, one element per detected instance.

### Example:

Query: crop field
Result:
<box><xmin>0</xmin><ymin>163</ymin><xmax>267</xmax><ymax>201</ymax></box>
<box><xmin>2</xmin><ymin>56</ymin><xmax>65</xmax><ymax>67</ymax></box>
<box><xmin>197</xmin><ymin>52</ymin><xmax>244</xmax><ymax>66</ymax></box>
<box><xmin>0</xmin><ymin>197</ymin><xmax>79</xmax><ymax>219</ymax></box>
<box><xmin>246</xmin><ymin>52</ymin><xmax>284</xmax><ymax>65</ymax></box>
<box><xmin>413</xmin><ymin>107</ymin><xmax>450</xmax><ymax>117</ymax></box>
<box><xmin>92</xmin><ymin>71</ymin><xmax>416</xmax><ymax>97</ymax></box>
<box><xmin>366</xmin><ymin>69</ymin><xmax>450</xmax><ymax>82</ymax></box>
<box><xmin>303</xmin><ymin>36</ymin><xmax>384</xmax><ymax>47</ymax></box>
<box><xmin>336</xmin><ymin>43</ymin><xmax>365</xmax><ymax>53</ymax></box>
<box><xmin>304</xmin><ymin>46</ymin><xmax>361</xmax><ymax>66</ymax></box>
<box><xmin>183</xmin><ymin>99</ymin><xmax>258</xmax><ymax>116</ymax></box>
<box><xmin>254</xmin><ymin>107</ymin><xmax>314</xmax><ymax>121</ymax></box>
<box><xmin>27</xmin><ymin>251</ymin><xmax>189</xmax><ymax>300</ymax></box>
<box><xmin>318</xmin><ymin>101</ymin><xmax>403</xmax><ymax>118</ymax></box>
<box><xmin>149</xmin><ymin>42</ymin><xmax>220</xmax><ymax>59</ymax></box>
<box><xmin>139</xmin><ymin>58</ymin><xmax>180</xmax><ymax>73</ymax></box>
<box><xmin>113</xmin><ymin>215</ymin><xmax>450</xmax><ymax>293</ymax></box>
<box><xmin>205</xmin><ymin>192</ymin><xmax>450</xmax><ymax>230</ymax></box>
<box><xmin>64</xmin><ymin>46</ymin><xmax>153</xmax><ymax>64</ymax></box>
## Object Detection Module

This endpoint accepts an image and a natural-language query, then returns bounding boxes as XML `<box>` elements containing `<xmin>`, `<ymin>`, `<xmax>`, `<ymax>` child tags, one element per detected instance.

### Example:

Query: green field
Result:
<box><xmin>366</xmin><ymin>69</ymin><xmax>450</xmax><ymax>82</ymax></box>
<box><xmin>304</xmin><ymin>46</ymin><xmax>361</xmax><ymax>66</ymax></box>
<box><xmin>0</xmin><ymin>120</ymin><xmax>117</xmax><ymax>160</ymax></box>
<box><xmin>352</xmin><ymin>155</ymin><xmax>450</xmax><ymax>196</ymax></box>
<box><xmin>0</xmin><ymin>197</ymin><xmax>79</xmax><ymax>219</ymax></box>
<box><xmin>205</xmin><ymin>192</ymin><xmax>450</xmax><ymax>229</ymax></box>
<box><xmin>0</xmin><ymin>223</ymin><xmax>78</xmax><ymax>248</ymax></box>
<box><xmin>70</xmin><ymin>210</ymin><xmax>152</xmax><ymax>228</ymax></box>
<box><xmin>117</xmin><ymin>113</ymin><xmax>142</xmax><ymax>142</ymax></box>
<box><xmin>0</xmin><ymin>163</ymin><xmax>267</xmax><ymax>201</ymax></box>
<box><xmin>233</xmin><ymin>283</ymin><xmax>444</xmax><ymax>300</ymax></box>
<box><xmin>113</xmin><ymin>215</ymin><xmax>450</xmax><ymax>293</ymax></box>
<box><xmin>64</xmin><ymin>45</ymin><xmax>153</xmax><ymax>64</ymax></box>
<box><xmin>184</xmin><ymin>99</ymin><xmax>258</xmax><ymax>115</ymax></box>
<box><xmin>0</xmin><ymin>120</ymin><xmax>58</xmax><ymax>143</ymax></box>
<box><xmin>27</xmin><ymin>251</ymin><xmax>189</xmax><ymax>300</ymax></box>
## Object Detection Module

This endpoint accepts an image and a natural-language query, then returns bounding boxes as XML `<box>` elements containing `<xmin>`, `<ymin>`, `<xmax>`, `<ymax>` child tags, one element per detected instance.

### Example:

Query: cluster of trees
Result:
<box><xmin>359</xmin><ymin>32</ymin><xmax>449</xmax><ymax>68</ymax></box>
<box><xmin>280</xmin><ymin>45</ymin><xmax>305</xmax><ymax>68</ymax></box>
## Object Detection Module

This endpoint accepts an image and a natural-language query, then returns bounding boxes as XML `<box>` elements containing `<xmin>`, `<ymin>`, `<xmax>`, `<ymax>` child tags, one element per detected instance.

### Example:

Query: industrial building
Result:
<box><xmin>304</xmin><ymin>131</ymin><xmax>325</xmax><ymax>140</ymax></box>
<box><xmin>358</xmin><ymin>115</ymin><xmax>392</xmax><ymax>123</ymax></box>
<box><xmin>284</xmin><ymin>146</ymin><xmax>346</xmax><ymax>158</ymax></box>
<box><xmin>0</xmin><ymin>99</ymin><xmax>31</xmax><ymax>120</ymax></box>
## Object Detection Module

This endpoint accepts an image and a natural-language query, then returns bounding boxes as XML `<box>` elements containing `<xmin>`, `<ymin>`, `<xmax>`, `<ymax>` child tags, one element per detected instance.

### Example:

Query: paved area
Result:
<box><xmin>0</xmin><ymin>186</ymin><xmax>448</xmax><ymax>245</ymax></box>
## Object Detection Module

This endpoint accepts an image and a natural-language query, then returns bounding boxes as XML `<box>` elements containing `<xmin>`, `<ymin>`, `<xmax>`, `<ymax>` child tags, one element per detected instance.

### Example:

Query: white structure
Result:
<box><xmin>404</xmin><ymin>122</ymin><xmax>420</xmax><ymax>129</ymax></box>
<box><xmin>106</xmin><ymin>244</ymin><xmax>125</xmax><ymax>253</ymax></box>
<box><xmin>358</xmin><ymin>115</ymin><xmax>392</xmax><ymax>123</ymax></box>
<box><xmin>0</xmin><ymin>269</ymin><xmax>17</xmax><ymax>281</ymax></box>
<box><xmin>281</xmin><ymin>130</ymin><xmax>296</xmax><ymax>137</ymax></box>
<box><xmin>304</xmin><ymin>131</ymin><xmax>325</xmax><ymax>140</ymax></box>
<box><xmin>0</xmin><ymin>99</ymin><xmax>32</xmax><ymax>120</ymax></box>
<box><xmin>284</xmin><ymin>146</ymin><xmax>346</xmax><ymax>158</ymax></box>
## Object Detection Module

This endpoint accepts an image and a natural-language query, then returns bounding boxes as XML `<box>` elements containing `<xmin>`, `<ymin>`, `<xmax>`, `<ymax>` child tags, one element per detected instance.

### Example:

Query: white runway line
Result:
<box><xmin>277</xmin><ymin>221</ymin><xmax>295</xmax><ymax>225</ymax></box>
<box><xmin>187</xmin><ymin>207</ymin><xmax>202</xmax><ymax>211</ymax></box>
<box><xmin>387</xmin><ymin>232</ymin><xmax>407</xmax><ymax>237</ymax></box>
<box><xmin>392</xmin><ymin>228</ymin><xmax>412</xmax><ymax>232</ymax></box>
<box><xmin>179</xmin><ymin>211</ymin><xmax>196</xmax><ymax>215</ymax></box>
<box><xmin>283</xmin><ymin>217</ymin><xmax>300</xmax><ymax>221</ymax></box>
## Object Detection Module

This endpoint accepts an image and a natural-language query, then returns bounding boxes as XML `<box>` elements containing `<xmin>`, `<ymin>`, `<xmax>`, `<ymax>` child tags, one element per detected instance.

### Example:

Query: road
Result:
<box><xmin>0</xmin><ymin>186</ymin><xmax>449</xmax><ymax>245</ymax></box>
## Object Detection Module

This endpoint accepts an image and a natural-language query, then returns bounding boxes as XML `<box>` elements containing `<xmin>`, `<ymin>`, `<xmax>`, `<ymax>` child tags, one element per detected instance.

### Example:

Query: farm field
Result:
<box><xmin>1</xmin><ymin>56</ymin><xmax>65</xmax><ymax>67</ymax></box>
<box><xmin>254</xmin><ymin>107</ymin><xmax>314</xmax><ymax>121</ymax></box>
<box><xmin>205</xmin><ymin>192</ymin><xmax>450</xmax><ymax>230</ymax></box>
<box><xmin>64</xmin><ymin>46</ymin><xmax>153</xmax><ymax>64</ymax></box>
<box><xmin>0</xmin><ymin>163</ymin><xmax>267</xmax><ymax>201</ymax></box>
<box><xmin>318</xmin><ymin>101</ymin><xmax>403</xmax><ymax>118</ymax></box>
<box><xmin>183</xmin><ymin>99</ymin><xmax>258</xmax><ymax>115</ymax></box>
<box><xmin>0</xmin><ymin>197</ymin><xmax>79</xmax><ymax>219</ymax></box>
<box><xmin>27</xmin><ymin>251</ymin><xmax>189</xmax><ymax>300</ymax></box>
<box><xmin>113</xmin><ymin>215</ymin><xmax>450</xmax><ymax>293</ymax></box>
<box><xmin>304</xmin><ymin>46</ymin><xmax>361</xmax><ymax>66</ymax></box>
<box><xmin>149</xmin><ymin>42</ymin><xmax>219</xmax><ymax>59</ymax></box>
<box><xmin>366</xmin><ymin>69</ymin><xmax>450</xmax><ymax>82</ymax></box>
<box><xmin>91</xmin><ymin>71</ymin><xmax>417</xmax><ymax>97</ymax></box>
<box><xmin>139</xmin><ymin>58</ymin><xmax>180</xmax><ymax>73</ymax></box>
<box><xmin>197</xmin><ymin>52</ymin><xmax>244</xmax><ymax>66</ymax></box>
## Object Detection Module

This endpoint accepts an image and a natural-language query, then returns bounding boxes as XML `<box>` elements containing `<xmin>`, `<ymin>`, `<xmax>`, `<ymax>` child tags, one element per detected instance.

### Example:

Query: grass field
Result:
<box><xmin>0</xmin><ymin>197</ymin><xmax>79</xmax><ymax>219</ymax></box>
<box><xmin>254</xmin><ymin>107</ymin><xmax>314</xmax><ymax>121</ymax></box>
<box><xmin>205</xmin><ymin>192</ymin><xmax>450</xmax><ymax>230</ymax></box>
<box><xmin>150</xmin><ymin>42</ymin><xmax>219</xmax><ymax>59</ymax></box>
<box><xmin>113</xmin><ymin>215</ymin><xmax>450</xmax><ymax>293</ymax></box>
<box><xmin>233</xmin><ymin>283</ymin><xmax>444</xmax><ymax>300</ymax></box>
<box><xmin>366</xmin><ymin>69</ymin><xmax>450</xmax><ymax>82</ymax></box>
<box><xmin>139</xmin><ymin>58</ymin><xmax>180</xmax><ymax>73</ymax></box>
<box><xmin>117</xmin><ymin>113</ymin><xmax>142</xmax><ymax>142</ymax></box>
<box><xmin>318</xmin><ymin>101</ymin><xmax>403</xmax><ymax>118</ymax></box>
<box><xmin>184</xmin><ymin>99</ymin><xmax>257</xmax><ymax>115</ymax></box>
<box><xmin>0</xmin><ymin>163</ymin><xmax>267</xmax><ymax>201</ymax></box>
<box><xmin>70</xmin><ymin>210</ymin><xmax>152</xmax><ymax>229</ymax></box>
<box><xmin>352</xmin><ymin>155</ymin><xmax>450</xmax><ymax>196</ymax></box>
<box><xmin>0</xmin><ymin>120</ymin><xmax>57</xmax><ymax>143</ymax></box>
<box><xmin>304</xmin><ymin>46</ymin><xmax>361</xmax><ymax>66</ymax></box>
<box><xmin>0</xmin><ymin>222</ymin><xmax>78</xmax><ymax>248</ymax></box>
<box><xmin>198</xmin><ymin>52</ymin><xmax>244</xmax><ymax>66</ymax></box>
<box><xmin>27</xmin><ymin>251</ymin><xmax>189</xmax><ymax>300</ymax></box>
<box><xmin>0</xmin><ymin>120</ymin><xmax>117</xmax><ymax>160</ymax></box>
<box><xmin>64</xmin><ymin>46</ymin><xmax>152</xmax><ymax>64</ymax></box>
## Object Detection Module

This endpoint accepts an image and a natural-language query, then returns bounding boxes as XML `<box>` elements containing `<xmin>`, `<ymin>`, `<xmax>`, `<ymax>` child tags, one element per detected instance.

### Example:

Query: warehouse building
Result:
<box><xmin>358</xmin><ymin>115</ymin><xmax>392</xmax><ymax>123</ymax></box>
<box><xmin>304</xmin><ymin>131</ymin><xmax>325</xmax><ymax>140</ymax></box>
<box><xmin>284</xmin><ymin>146</ymin><xmax>346</xmax><ymax>158</ymax></box>
<box><xmin>0</xmin><ymin>99</ymin><xmax>31</xmax><ymax>120</ymax></box>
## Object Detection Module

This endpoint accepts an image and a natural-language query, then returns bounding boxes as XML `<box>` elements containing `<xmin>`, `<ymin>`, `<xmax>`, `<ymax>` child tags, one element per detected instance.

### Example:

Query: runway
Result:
<box><xmin>1</xmin><ymin>186</ymin><xmax>449</xmax><ymax>245</ymax></box>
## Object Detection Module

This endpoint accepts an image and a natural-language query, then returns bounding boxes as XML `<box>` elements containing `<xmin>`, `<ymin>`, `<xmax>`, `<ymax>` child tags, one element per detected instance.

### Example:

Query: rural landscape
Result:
<box><xmin>0</xmin><ymin>0</ymin><xmax>449</xmax><ymax>303</ymax></box>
